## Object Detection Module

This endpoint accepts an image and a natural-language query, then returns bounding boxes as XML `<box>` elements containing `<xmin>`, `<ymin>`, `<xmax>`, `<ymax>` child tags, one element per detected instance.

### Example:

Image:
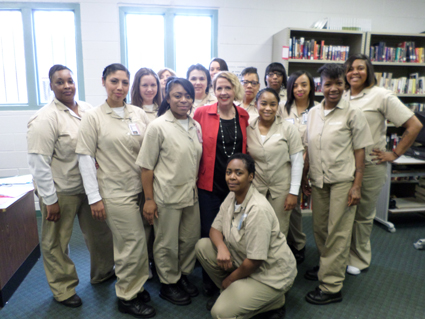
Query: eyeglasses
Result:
<box><xmin>267</xmin><ymin>72</ymin><xmax>283</xmax><ymax>78</ymax></box>
<box><xmin>241</xmin><ymin>80</ymin><xmax>259</xmax><ymax>86</ymax></box>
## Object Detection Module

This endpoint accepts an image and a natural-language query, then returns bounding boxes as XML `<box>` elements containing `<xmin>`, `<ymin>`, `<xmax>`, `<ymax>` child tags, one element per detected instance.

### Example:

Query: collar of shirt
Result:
<box><xmin>344</xmin><ymin>87</ymin><xmax>372</xmax><ymax>101</ymax></box>
<box><xmin>163</xmin><ymin>109</ymin><xmax>197</xmax><ymax>129</ymax></box>
<box><xmin>232</xmin><ymin>184</ymin><xmax>255</xmax><ymax>215</ymax></box>
<box><xmin>319</xmin><ymin>98</ymin><xmax>348</xmax><ymax>119</ymax></box>
<box><xmin>101</xmin><ymin>101</ymin><xmax>135</xmax><ymax>121</ymax></box>
<box><xmin>142</xmin><ymin>103</ymin><xmax>158</xmax><ymax>113</ymax></box>
<box><xmin>53</xmin><ymin>97</ymin><xmax>86</xmax><ymax>119</ymax></box>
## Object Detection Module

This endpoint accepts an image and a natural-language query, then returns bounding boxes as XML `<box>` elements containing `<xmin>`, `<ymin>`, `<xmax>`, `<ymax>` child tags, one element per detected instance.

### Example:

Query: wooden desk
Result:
<box><xmin>0</xmin><ymin>190</ymin><xmax>40</xmax><ymax>307</ymax></box>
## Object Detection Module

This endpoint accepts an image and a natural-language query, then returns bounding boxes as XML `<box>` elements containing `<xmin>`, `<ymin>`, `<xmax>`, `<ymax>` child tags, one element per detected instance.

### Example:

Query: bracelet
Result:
<box><xmin>393</xmin><ymin>150</ymin><xmax>400</xmax><ymax>158</ymax></box>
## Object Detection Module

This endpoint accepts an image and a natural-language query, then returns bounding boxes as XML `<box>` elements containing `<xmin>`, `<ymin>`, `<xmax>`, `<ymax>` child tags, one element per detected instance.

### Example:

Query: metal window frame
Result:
<box><xmin>119</xmin><ymin>6</ymin><xmax>218</xmax><ymax>72</ymax></box>
<box><xmin>0</xmin><ymin>2</ymin><xmax>84</xmax><ymax>110</ymax></box>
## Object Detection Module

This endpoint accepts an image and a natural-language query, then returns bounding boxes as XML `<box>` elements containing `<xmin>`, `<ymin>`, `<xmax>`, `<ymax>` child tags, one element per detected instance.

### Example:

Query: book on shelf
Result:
<box><xmin>370</xmin><ymin>41</ymin><xmax>425</xmax><ymax>63</ymax></box>
<box><xmin>375</xmin><ymin>72</ymin><xmax>425</xmax><ymax>94</ymax></box>
<box><xmin>313</xmin><ymin>77</ymin><xmax>321</xmax><ymax>92</ymax></box>
<box><xmin>288</xmin><ymin>37</ymin><xmax>349</xmax><ymax>61</ymax></box>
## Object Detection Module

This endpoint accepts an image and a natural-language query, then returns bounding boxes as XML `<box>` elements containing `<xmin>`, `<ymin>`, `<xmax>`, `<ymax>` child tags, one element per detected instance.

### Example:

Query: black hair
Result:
<box><xmin>102</xmin><ymin>63</ymin><xmax>130</xmax><ymax>81</ymax></box>
<box><xmin>255</xmin><ymin>88</ymin><xmax>280</xmax><ymax>105</ymax></box>
<box><xmin>209</xmin><ymin>58</ymin><xmax>229</xmax><ymax>72</ymax></box>
<box><xmin>227</xmin><ymin>153</ymin><xmax>256</xmax><ymax>179</ymax></box>
<box><xmin>317</xmin><ymin>63</ymin><xmax>345</xmax><ymax>83</ymax></box>
<box><xmin>344</xmin><ymin>53</ymin><xmax>377</xmax><ymax>89</ymax></box>
<box><xmin>186</xmin><ymin>64</ymin><xmax>211</xmax><ymax>94</ymax></box>
<box><xmin>240</xmin><ymin>67</ymin><xmax>258</xmax><ymax>79</ymax></box>
<box><xmin>49</xmin><ymin>64</ymin><xmax>71</xmax><ymax>82</ymax></box>
<box><xmin>284</xmin><ymin>70</ymin><xmax>316</xmax><ymax>115</ymax></box>
<box><xmin>157</xmin><ymin>77</ymin><xmax>195</xmax><ymax>117</ymax></box>
<box><xmin>264</xmin><ymin>62</ymin><xmax>287</xmax><ymax>89</ymax></box>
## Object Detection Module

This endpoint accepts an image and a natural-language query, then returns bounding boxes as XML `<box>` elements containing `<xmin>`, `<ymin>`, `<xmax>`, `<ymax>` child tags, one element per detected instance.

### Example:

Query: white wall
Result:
<box><xmin>2</xmin><ymin>0</ymin><xmax>425</xmax><ymax>185</ymax></box>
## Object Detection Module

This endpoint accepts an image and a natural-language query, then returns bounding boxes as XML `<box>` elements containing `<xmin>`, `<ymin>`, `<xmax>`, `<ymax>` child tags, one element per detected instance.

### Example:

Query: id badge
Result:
<box><xmin>129</xmin><ymin>123</ymin><xmax>140</xmax><ymax>135</ymax></box>
<box><xmin>302</xmin><ymin>113</ymin><xmax>308</xmax><ymax>125</ymax></box>
<box><xmin>196</xmin><ymin>127</ymin><xmax>203</xmax><ymax>143</ymax></box>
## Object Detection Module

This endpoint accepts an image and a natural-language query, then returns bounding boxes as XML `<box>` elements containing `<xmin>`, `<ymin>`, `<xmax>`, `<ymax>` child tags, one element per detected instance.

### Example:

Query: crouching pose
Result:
<box><xmin>196</xmin><ymin>153</ymin><xmax>297</xmax><ymax>319</ymax></box>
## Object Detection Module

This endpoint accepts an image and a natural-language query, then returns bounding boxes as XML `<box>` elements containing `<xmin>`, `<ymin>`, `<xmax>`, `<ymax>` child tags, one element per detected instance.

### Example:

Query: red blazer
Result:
<box><xmin>194</xmin><ymin>102</ymin><xmax>249</xmax><ymax>192</ymax></box>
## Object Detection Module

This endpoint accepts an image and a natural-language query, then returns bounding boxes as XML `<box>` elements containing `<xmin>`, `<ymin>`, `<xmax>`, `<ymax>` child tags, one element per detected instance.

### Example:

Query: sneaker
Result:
<box><xmin>346</xmin><ymin>265</ymin><xmax>361</xmax><ymax>275</ymax></box>
<box><xmin>414</xmin><ymin>239</ymin><xmax>425</xmax><ymax>250</ymax></box>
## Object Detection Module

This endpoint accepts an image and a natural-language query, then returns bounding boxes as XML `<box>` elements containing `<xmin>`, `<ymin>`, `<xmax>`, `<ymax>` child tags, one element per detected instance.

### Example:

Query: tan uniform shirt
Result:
<box><xmin>279</xmin><ymin>87</ymin><xmax>287</xmax><ymax>110</ymax></box>
<box><xmin>282</xmin><ymin>101</ymin><xmax>319</xmax><ymax>141</ymax></box>
<box><xmin>235</xmin><ymin>99</ymin><xmax>258</xmax><ymax>124</ymax></box>
<box><xmin>344</xmin><ymin>86</ymin><xmax>414</xmax><ymax>166</ymax></box>
<box><xmin>247</xmin><ymin>116</ymin><xmax>304</xmax><ymax>198</ymax></box>
<box><xmin>136</xmin><ymin>109</ymin><xmax>203</xmax><ymax>208</ymax></box>
<box><xmin>141</xmin><ymin>103</ymin><xmax>159</xmax><ymax>123</ymax></box>
<box><xmin>212</xmin><ymin>185</ymin><xmax>297</xmax><ymax>290</ymax></box>
<box><xmin>27</xmin><ymin>98</ymin><xmax>92</xmax><ymax>194</ymax></box>
<box><xmin>190</xmin><ymin>92</ymin><xmax>217</xmax><ymax>117</ymax></box>
<box><xmin>305</xmin><ymin>99</ymin><xmax>373</xmax><ymax>188</ymax></box>
<box><xmin>76</xmin><ymin>102</ymin><xmax>149</xmax><ymax>199</ymax></box>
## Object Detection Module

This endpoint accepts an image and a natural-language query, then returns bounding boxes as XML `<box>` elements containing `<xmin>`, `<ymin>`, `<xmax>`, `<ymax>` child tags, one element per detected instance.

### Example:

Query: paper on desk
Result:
<box><xmin>0</xmin><ymin>174</ymin><xmax>33</xmax><ymax>185</ymax></box>
<box><xmin>0</xmin><ymin>184</ymin><xmax>34</xmax><ymax>197</ymax></box>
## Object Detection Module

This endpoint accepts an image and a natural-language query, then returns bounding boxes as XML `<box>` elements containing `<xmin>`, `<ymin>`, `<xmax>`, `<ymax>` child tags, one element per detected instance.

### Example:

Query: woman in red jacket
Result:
<box><xmin>193</xmin><ymin>71</ymin><xmax>249</xmax><ymax>295</ymax></box>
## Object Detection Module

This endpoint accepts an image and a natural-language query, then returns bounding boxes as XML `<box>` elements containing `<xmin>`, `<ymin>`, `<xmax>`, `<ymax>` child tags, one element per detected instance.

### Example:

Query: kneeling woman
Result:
<box><xmin>138</xmin><ymin>78</ymin><xmax>203</xmax><ymax>306</ymax></box>
<box><xmin>196</xmin><ymin>153</ymin><xmax>297</xmax><ymax>319</ymax></box>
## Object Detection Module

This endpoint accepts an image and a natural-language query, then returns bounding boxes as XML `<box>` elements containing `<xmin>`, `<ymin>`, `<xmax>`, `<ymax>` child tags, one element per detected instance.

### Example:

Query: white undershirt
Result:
<box><xmin>112</xmin><ymin>106</ymin><xmax>125</xmax><ymax>118</ymax></box>
<box><xmin>194</xmin><ymin>99</ymin><xmax>203</xmax><ymax>108</ymax></box>
<box><xmin>289</xmin><ymin>151</ymin><xmax>304</xmax><ymax>195</ymax></box>
<box><xmin>234</xmin><ymin>203</ymin><xmax>242</xmax><ymax>211</ymax></box>
<box><xmin>177</xmin><ymin>118</ymin><xmax>189</xmax><ymax>131</ymax></box>
<box><xmin>261</xmin><ymin>134</ymin><xmax>267</xmax><ymax>144</ymax></box>
<box><xmin>28</xmin><ymin>154</ymin><xmax>57</xmax><ymax>205</ymax></box>
<box><xmin>78</xmin><ymin>155</ymin><xmax>102</xmax><ymax>205</ymax></box>
<box><xmin>324</xmin><ymin>109</ymin><xmax>332</xmax><ymax>116</ymax></box>
<box><xmin>143</xmin><ymin>104</ymin><xmax>154</xmax><ymax>112</ymax></box>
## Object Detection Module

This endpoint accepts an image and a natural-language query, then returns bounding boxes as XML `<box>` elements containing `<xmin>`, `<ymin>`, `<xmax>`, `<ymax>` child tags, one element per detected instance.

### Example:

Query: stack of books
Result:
<box><xmin>370</xmin><ymin>41</ymin><xmax>425</xmax><ymax>63</ymax></box>
<box><xmin>289</xmin><ymin>37</ymin><xmax>350</xmax><ymax>61</ymax></box>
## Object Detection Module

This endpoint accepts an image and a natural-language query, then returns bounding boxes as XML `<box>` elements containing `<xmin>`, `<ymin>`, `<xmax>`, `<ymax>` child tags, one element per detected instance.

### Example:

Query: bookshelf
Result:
<box><xmin>272</xmin><ymin>28</ymin><xmax>365</xmax><ymax>99</ymax></box>
<box><xmin>366</xmin><ymin>32</ymin><xmax>425</xmax><ymax>231</ymax></box>
<box><xmin>365</xmin><ymin>32</ymin><xmax>425</xmax><ymax>109</ymax></box>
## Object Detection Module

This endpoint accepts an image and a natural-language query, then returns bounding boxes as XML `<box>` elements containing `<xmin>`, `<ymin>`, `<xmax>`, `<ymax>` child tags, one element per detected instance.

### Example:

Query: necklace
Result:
<box><xmin>219</xmin><ymin>116</ymin><xmax>238</xmax><ymax>157</ymax></box>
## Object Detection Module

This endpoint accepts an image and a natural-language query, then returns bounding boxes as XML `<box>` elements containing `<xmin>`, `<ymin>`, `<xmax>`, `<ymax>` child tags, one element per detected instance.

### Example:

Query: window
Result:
<box><xmin>0</xmin><ymin>3</ymin><xmax>84</xmax><ymax>110</ymax></box>
<box><xmin>120</xmin><ymin>7</ymin><xmax>218</xmax><ymax>82</ymax></box>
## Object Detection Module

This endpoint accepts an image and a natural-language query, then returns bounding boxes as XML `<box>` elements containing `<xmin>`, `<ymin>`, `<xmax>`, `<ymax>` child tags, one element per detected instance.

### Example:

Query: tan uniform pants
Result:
<box><xmin>349</xmin><ymin>164</ymin><xmax>387</xmax><ymax>270</ymax></box>
<box><xmin>154</xmin><ymin>203</ymin><xmax>201</xmax><ymax>284</ymax></box>
<box><xmin>196</xmin><ymin>238</ymin><xmax>286</xmax><ymax>319</ymax></box>
<box><xmin>257</xmin><ymin>188</ymin><xmax>291</xmax><ymax>237</ymax></box>
<box><xmin>103</xmin><ymin>194</ymin><xmax>149</xmax><ymax>300</ymax></box>
<box><xmin>40</xmin><ymin>193</ymin><xmax>114</xmax><ymax>302</ymax></box>
<box><xmin>287</xmin><ymin>195</ymin><xmax>307</xmax><ymax>250</ymax></box>
<box><xmin>312</xmin><ymin>182</ymin><xmax>356</xmax><ymax>294</ymax></box>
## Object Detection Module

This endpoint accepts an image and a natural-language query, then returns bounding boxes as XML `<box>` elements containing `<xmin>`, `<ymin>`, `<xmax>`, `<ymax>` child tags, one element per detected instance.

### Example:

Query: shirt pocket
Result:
<box><xmin>56</xmin><ymin>132</ymin><xmax>76</xmax><ymax>159</ymax></box>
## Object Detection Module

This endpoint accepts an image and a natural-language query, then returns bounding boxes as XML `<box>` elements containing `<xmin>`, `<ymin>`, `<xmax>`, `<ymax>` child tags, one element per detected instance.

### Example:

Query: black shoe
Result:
<box><xmin>203</xmin><ymin>281</ymin><xmax>219</xmax><ymax>297</ymax></box>
<box><xmin>177</xmin><ymin>275</ymin><xmax>199</xmax><ymax>297</ymax></box>
<box><xmin>118</xmin><ymin>298</ymin><xmax>156</xmax><ymax>318</ymax></box>
<box><xmin>290</xmin><ymin>246</ymin><xmax>305</xmax><ymax>265</ymax></box>
<box><xmin>304</xmin><ymin>265</ymin><xmax>319</xmax><ymax>281</ymax></box>
<box><xmin>260</xmin><ymin>305</ymin><xmax>286</xmax><ymax>319</ymax></box>
<box><xmin>206</xmin><ymin>291</ymin><xmax>220</xmax><ymax>311</ymax></box>
<box><xmin>305</xmin><ymin>287</ymin><xmax>342</xmax><ymax>305</ymax></box>
<box><xmin>159</xmin><ymin>284</ymin><xmax>191</xmax><ymax>305</ymax></box>
<box><xmin>57</xmin><ymin>294</ymin><xmax>82</xmax><ymax>308</ymax></box>
<box><xmin>137</xmin><ymin>290</ymin><xmax>151</xmax><ymax>303</ymax></box>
